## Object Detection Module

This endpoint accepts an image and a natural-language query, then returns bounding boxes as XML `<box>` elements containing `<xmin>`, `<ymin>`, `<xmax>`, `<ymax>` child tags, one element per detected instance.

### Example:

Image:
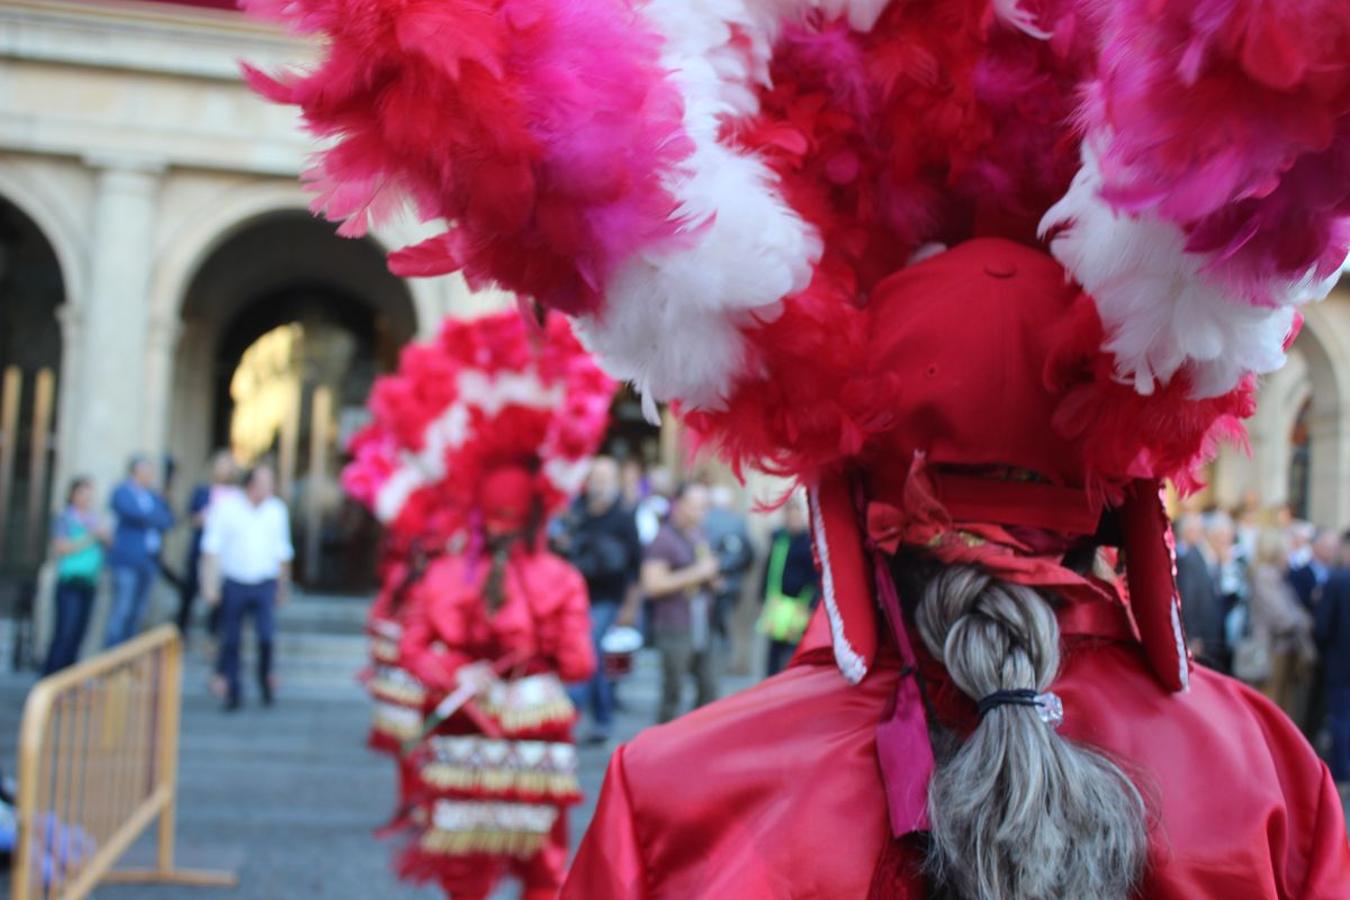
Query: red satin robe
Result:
<box><xmin>564</xmin><ymin>612</ymin><xmax>1350</xmax><ymax>898</ymax></box>
<box><xmin>401</xmin><ymin>549</ymin><xmax>596</xmax><ymax>692</ymax></box>
<box><xmin>398</xmin><ymin>548</ymin><xmax>596</xmax><ymax>900</ymax></box>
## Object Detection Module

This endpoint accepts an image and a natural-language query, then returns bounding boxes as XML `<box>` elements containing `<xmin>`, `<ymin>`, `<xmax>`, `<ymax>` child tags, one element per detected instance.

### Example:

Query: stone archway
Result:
<box><xmin>1292</xmin><ymin>302</ymin><xmax>1350</xmax><ymax>529</ymax></box>
<box><xmin>168</xmin><ymin>211</ymin><xmax>418</xmax><ymax>592</ymax></box>
<box><xmin>0</xmin><ymin>194</ymin><xmax>66</xmax><ymax>571</ymax></box>
<box><xmin>1212</xmin><ymin>295</ymin><xmax>1350</xmax><ymax>530</ymax></box>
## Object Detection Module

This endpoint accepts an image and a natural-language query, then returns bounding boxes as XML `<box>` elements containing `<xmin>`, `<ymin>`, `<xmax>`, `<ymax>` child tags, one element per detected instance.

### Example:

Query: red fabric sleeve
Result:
<box><xmin>1296</xmin><ymin>766</ymin><xmax>1350</xmax><ymax>898</ymax></box>
<box><xmin>552</xmin><ymin>564</ymin><xmax>597</xmax><ymax>684</ymax></box>
<box><xmin>398</xmin><ymin>595</ymin><xmax>471</xmax><ymax>693</ymax></box>
<box><xmin>561</xmin><ymin>747</ymin><xmax>647</xmax><ymax>899</ymax></box>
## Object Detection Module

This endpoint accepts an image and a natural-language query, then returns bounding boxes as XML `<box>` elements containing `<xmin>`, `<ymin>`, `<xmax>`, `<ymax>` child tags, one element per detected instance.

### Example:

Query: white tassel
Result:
<box><xmin>1040</xmin><ymin>146</ymin><xmax>1307</xmax><ymax>398</ymax></box>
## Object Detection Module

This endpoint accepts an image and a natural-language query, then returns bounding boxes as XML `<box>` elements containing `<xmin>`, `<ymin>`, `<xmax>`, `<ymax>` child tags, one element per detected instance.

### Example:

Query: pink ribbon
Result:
<box><xmin>856</xmin><ymin>472</ymin><xmax>935</xmax><ymax>837</ymax></box>
<box><xmin>871</xmin><ymin>547</ymin><xmax>935</xmax><ymax>837</ymax></box>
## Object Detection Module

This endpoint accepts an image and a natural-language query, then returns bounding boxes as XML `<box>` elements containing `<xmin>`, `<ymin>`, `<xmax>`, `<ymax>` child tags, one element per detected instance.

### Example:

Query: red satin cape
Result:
<box><xmin>564</xmin><ymin>611</ymin><xmax>1350</xmax><ymax>898</ymax></box>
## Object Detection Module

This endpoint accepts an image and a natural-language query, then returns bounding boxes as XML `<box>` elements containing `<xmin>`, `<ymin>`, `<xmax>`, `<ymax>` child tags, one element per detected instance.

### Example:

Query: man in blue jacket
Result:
<box><xmin>104</xmin><ymin>455</ymin><xmax>175</xmax><ymax>647</ymax></box>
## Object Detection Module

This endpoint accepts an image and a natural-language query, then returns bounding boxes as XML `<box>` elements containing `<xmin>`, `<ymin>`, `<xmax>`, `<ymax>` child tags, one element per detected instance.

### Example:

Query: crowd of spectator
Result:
<box><xmin>554</xmin><ymin>463</ymin><xmax>1350</xmax><ymax>780</ymax></box>
<box><xmin>552</xmin><ymin>456</ymin><xmax>820</xmax><ymax>740</ymax></box>
<box><xmin>1174</xmin><ymin>502</ymin><xmax>1350</xmax><ymax>783</ymax></box>
<box><xmin>55</xmin><ymin>448</ymin><xmax>1350</xmax><ymax>778</ymax></box>
<box><xmin>39</xmin><ymin>452</ymin><xmax>294</xmax><ymax>712</ymax></box>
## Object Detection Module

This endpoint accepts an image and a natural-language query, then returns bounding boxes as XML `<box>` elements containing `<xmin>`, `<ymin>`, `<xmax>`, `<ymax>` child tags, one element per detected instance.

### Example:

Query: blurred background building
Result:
<box><xmin>0</xmin><ymin>0</ymin><xmax>674</xmax><ymax>594</ymax></box>
<box><xmin>0</xmin><ymin>0</ymin><xmax>1347</xmax><ymax>595</ymax></box>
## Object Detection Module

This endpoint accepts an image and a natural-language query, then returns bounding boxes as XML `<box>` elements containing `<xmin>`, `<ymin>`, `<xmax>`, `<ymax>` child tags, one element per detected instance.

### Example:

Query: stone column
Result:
<box><xmin>69</xmin><ymin>158</ymin><xmax>163</xmax><ymax>498</ymax></box>
<box><xmin>51</xmin><ymin>303</ymin><xmax>86</xmax><ymax>504</ymax></box>
<box><xmin>142</xmin><ymin>312</ymin><xmax>182</xmax><ymax>472</ymax></box>
<box><xmin>1308</xmin><ymin>410</ymin><xmax>1350</xmax><ymax>530</ymax></box>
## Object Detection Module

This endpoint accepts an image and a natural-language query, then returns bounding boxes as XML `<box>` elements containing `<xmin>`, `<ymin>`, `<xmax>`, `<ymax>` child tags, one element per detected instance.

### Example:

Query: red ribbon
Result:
<box><xmin>865</xmin><ymin>453</ymin><xmax>1112</xmax><ymax>605</ymax></box>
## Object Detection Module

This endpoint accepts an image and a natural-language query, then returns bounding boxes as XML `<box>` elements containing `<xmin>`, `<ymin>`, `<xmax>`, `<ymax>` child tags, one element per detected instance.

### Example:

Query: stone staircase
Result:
<box><xmin>177</xmin><ymin>590</ymin><xmax>375</xmax><ymax>703</ymax></box>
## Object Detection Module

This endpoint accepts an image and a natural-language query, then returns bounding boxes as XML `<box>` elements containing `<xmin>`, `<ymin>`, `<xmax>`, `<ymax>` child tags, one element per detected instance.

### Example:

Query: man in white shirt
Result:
<box><xmin>201</xmin><ymin>464</ymin><xmax>294</xmax><ymax>710</ymax></box>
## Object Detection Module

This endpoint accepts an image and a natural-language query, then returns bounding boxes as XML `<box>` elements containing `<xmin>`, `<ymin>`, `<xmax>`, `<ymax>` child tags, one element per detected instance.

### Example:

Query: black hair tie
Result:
<box><xmin>977</xmin><ymin>689</ymin><xmax>1064</xmax><ymax>726</ymax></box>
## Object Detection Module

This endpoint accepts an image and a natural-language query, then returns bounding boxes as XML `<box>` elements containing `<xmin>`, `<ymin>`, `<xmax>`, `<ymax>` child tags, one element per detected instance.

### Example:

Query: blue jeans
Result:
<box><xmin>1328</xmin><ymin>685</ymin><xmax>1350</xmax><ymax>782</ymax></box>
<box><xmin>104</xmin><ymin>563</ymin><xmax>155</xmax><ymax>648</ymax></box>
<box><xmin>568</xmin><ymin>601</ymin><xmax>620</xmax><ymax>734</ymax></box>
<box><xmin>217</xmin><ymin>579</ymin><xmax>277</xmax><ymax>703</ymax></box>
<box><xmin>44</xmin><ymin>580</ymin><xmax>96</xmax><ymax>675</ymax></box>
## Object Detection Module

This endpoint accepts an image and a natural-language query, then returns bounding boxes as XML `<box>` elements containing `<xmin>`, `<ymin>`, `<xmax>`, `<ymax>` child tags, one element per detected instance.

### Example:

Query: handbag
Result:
<box><xmin>756</xmin><ymin>535</ymin><xmax>815</xmax><ymax>643</ymax></box>
<box><xmin>1232</xmin><ymin>638</ymin><xmax>1271</xmax><ymax>684</ymax></box>
<box><xmin>1229</xmin><ymin>603</ymin><xmax>1270</xmax><ymax>683</ymax></box>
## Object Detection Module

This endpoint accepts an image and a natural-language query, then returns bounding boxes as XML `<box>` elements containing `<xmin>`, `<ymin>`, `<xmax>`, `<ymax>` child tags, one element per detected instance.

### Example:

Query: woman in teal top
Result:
<box><xmin>43</xmin><ymin>477</ymin><xmax>108</xmax><ymax>674</ymax></box>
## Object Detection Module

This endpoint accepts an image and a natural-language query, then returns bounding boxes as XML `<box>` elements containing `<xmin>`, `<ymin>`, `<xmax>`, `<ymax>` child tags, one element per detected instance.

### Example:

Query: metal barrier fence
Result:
<box><xmin>11</xmin><ymin>625</ymin><xmax>236</xmax><ymax>899</ymax></box>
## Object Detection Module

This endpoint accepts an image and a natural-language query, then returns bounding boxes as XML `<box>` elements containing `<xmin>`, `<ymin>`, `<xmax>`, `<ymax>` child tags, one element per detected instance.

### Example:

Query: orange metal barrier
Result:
<box><xmin>10</xmin><ymin>625</ymin><xmax>236</xmax><ymax>899</ymax></box>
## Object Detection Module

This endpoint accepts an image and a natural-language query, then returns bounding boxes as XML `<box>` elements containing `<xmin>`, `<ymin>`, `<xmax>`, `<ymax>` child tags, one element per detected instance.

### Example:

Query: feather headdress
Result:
<box><xmin>342</xmin><ymin>311</ymin><xmax>615</xmax><ymax>542</ymax></box>
<box><xmin>254</xmin><ymin>0</ymin><xmax>1346</xmax><ymax>696</ymax></box>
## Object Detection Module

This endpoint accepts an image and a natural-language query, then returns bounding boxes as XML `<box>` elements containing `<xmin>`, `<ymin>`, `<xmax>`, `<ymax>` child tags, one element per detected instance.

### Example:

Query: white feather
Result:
<box><xmin>375</xmin><ymin>467</ymin><xmax>425</xmax><ymax>524</ymax></box>
<box><xmin>580</xmin><ymin>0</ymin><xmax>903</xmax><ymax>410</ymax></box>
<box><xmin>372</xmin><ymin>371</ymin><xmax>561</xmax><ymax>522</ymax></box>
<box><xmin>1040</xmin><ymin>146</ymin><xmax>1305</xmax><ymax>398</ymax></box>
<box><xmin>543</xmin><ymin>457</ymin><xmax>593</xmax><ymax>496</ymax></box>
<box><xmin>991</xmin><ymin>0</ymin><xmax>1051</xmax><ymax>39</ymax></box>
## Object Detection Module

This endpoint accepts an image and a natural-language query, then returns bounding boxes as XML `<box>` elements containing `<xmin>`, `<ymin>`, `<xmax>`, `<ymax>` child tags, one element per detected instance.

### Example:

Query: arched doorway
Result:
<box><xmin>1285</xmin><ymin>318</ymin><xmax>1349</xmax><ymax>528</ymax></box>
<box><xmin>0</xmin><ymin>196</ymin><xmax>63</xmax><ymax>573</ymax></box>
<box><xmin>1287</xmin><ymin>397</ymin><xmax>1312</xmax><ymax>522</ymax></box>
<box><xmin>170</xmin><ymin>212</ymin><xmax>416</xmax><ymax>593</ymax></box>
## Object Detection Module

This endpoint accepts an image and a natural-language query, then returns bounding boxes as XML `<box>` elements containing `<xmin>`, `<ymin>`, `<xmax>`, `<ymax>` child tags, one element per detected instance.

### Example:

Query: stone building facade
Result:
<box><xmin>0</xmin><ymin>0</ymin><xmax>521</xmax><ymax>583</ymax></box>
<box><xmin>0</xmin><ymin>0</ymin><xmax>1347</xmax><ymax>587</ymax></box>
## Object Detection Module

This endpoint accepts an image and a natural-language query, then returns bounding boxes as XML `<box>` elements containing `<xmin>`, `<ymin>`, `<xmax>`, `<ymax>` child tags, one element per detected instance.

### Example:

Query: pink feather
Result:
<box><xmin>242</xmin><ymin>0</ymin><xmax>691</xmax><ymax>316</ymax></box>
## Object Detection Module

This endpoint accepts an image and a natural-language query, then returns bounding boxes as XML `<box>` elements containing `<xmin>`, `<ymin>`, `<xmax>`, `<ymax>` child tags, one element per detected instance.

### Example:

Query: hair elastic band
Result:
<box><xmin>977</xmin><ymin>689</ymin><xmax>1064</xmax><ymax>726</ymax></box>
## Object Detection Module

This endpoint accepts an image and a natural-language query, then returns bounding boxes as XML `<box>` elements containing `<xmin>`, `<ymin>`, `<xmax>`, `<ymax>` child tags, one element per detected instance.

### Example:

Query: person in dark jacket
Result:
<box><xmin>757</xmin><ymin>495</ymin><xmax>819</xmax><ymax>677</ymax></box>
<box><xmin>1290</xmin><ymin>529</ymin><xmax>1338</xmax><ymax>609</ymax></box>
<box><xmin>1292</xmin><ymin>528</ymin><xmax>1339</xmax><ymax>736</ymax></box>
<box><xmin>1175</xmin><ymin>513</ymin><xmax>1225</xmax><ymax>669</ymax></box>
<box><xmin>176</xmin><ymin>450</ymin><xmax>240</xmax><ymax>640</ymax></box>
<box><xmin>104</xmin><ymin>455</ymin><xmax>175</xmax><ymax>647</ymax></box>
<box><xmin>702</xmin><ymin>485</ymin><xmax>756</xmax><ymax>639</ymax></box>
<box><xmin>560</xmin><ymin>456</ymin><xmax>643</xmax><ymax>742</ymax></box>
<box><xmin>1314</xmin><ymin>532</ymin><xmax>1350</xmax><ymax>783</ymax></box>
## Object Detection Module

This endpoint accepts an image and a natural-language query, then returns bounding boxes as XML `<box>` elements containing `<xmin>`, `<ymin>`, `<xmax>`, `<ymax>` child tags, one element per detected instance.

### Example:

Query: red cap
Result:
<box><xmin>810</xmin><ymin>239</ymin><xmax>1199</xmax><ymax>693</ymax></box>
<box><xmin>479</xmin><ymin>465</ymin><xmax>536</xmax><ymax>537</ymax></box>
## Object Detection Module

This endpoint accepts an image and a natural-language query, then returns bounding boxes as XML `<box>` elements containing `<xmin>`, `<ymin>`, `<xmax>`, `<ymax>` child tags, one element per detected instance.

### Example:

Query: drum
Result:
<box><xmin>600</xmin><ymin>626</ymin><xmax>642</xmax><ymax>679</ymax></box>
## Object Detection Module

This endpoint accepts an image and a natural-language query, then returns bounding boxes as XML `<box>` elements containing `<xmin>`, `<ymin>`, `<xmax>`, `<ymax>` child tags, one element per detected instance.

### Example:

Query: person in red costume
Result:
<box><xmin>339</xmin><ymin>311</ymin><xmax>615</xmax><ymax>898</ymax></box>
<box><xmin>561</xmin><ymin>241</ymin><xmax>1350</xmax><ymax>898</ymax></box>
<box><xmin>247</xmin><ymin>0</ymin><xmax>1350</xmax><ymax>895</ymax></box>
<box><xmin>362</xmin><ymin>537</ymin><xmax>441</xmax><ymax>841</ymax></box>
<box><xmin>365</xmin><ymin>537</ymin><xmax>440</xmax><ymax>756</ymax></box>
<box><xmin>398</xmin><ymin>464</ymin><xmax>595</xmax><ymax>900</ymax></box>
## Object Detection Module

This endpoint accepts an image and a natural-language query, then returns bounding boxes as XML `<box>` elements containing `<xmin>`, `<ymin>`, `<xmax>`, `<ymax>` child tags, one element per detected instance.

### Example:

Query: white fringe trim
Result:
<box><xmin>809</xmin><ymin>484</ymin><xmax>868</xmax><ymax>684</ymax></box>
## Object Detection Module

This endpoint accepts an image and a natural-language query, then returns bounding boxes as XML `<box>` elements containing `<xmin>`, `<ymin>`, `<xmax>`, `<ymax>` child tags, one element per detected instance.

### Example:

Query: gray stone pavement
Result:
<box><xmin>9</xmin><ymin>595</ymin><xmax>1345</xmax><ymax>899</ymax></box>
<box><xmin>0</xmin><ymin>602</ymin><xmax>756</xmax><ymax>900</ymax></box>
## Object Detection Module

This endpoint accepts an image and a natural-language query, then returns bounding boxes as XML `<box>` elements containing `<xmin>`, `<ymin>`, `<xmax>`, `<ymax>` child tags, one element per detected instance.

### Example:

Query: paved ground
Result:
<box><xmin>9</xmin><ymin>595</ymin><xmax>1347</xmax><ymax>899</ymax></box>
<box><xmin>0</xmin><ymin>598</ymin><xmax>755</xmax><ymax>900</ymax></box>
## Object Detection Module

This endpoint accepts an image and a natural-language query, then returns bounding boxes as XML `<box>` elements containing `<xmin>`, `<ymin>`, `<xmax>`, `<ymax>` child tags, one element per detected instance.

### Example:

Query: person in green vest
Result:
<box><xmin>43</xmin><ymin>476</ymin><xmax>110</xmax><ymax>674</ymax></box>
<box><xmin>757</xmin><ymin>495</ymin><xmax>820</xmax><ymax>677</ymax></box>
